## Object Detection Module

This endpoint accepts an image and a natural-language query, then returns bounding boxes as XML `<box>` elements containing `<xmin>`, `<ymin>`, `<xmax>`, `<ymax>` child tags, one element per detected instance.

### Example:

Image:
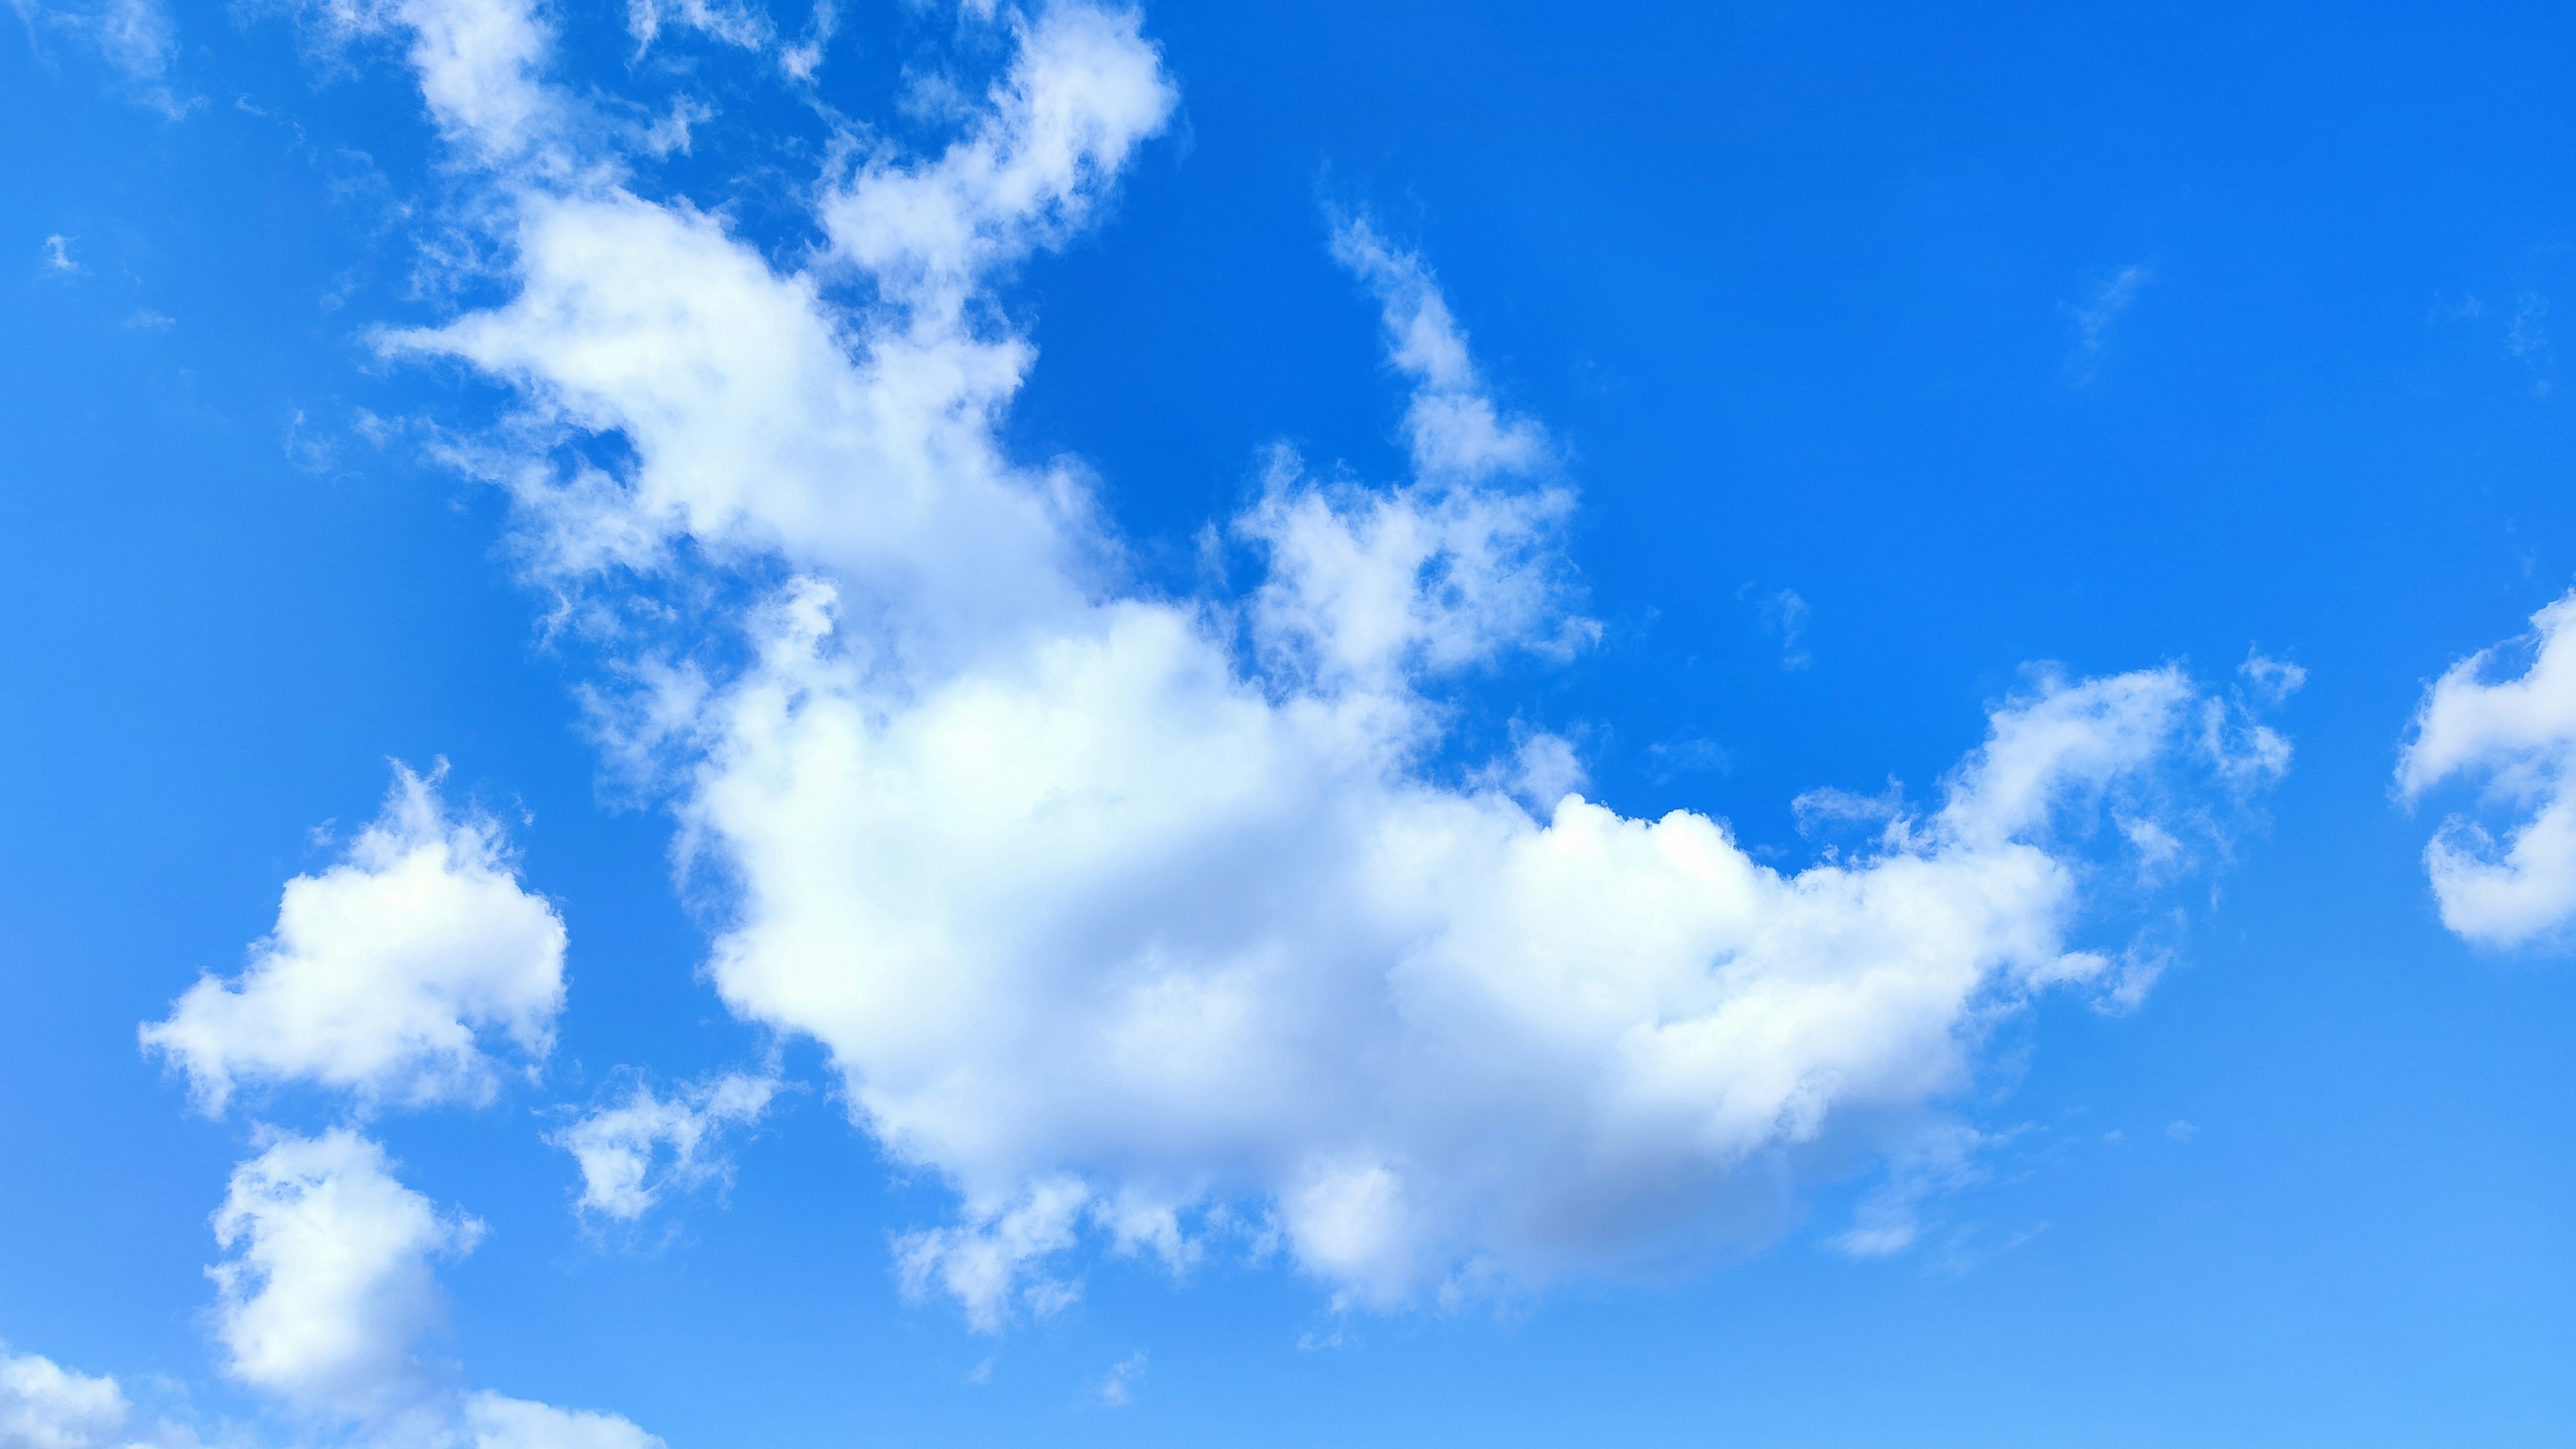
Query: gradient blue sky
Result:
<box><xmin>3</xmin><ymin>2</ymin><xmax>2573</xmax><ymax>1446</ymax></box>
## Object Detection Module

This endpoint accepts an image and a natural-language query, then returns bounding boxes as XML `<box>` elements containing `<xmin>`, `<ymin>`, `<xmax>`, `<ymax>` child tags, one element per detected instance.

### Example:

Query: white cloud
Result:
<box><xmin>2400</xmin><ymin>588</ymin><xmax>2576</xmax><ymax>947</ymax></box>
<box><xmin>1830</xmin><ymin>1120</ymin><xmax>1994</xmax><ymax>1258</ymax></box>
<box><xmin>0</xmin><ymin>1344</ymin><xmax>194</xmax><ymax>1449</ymax></box>
<box><xmin>313</xmin><ymin>0</ymin><xmax>560</xmax><ymax>165</ymax></box>
<box><xmin>1748</xmin><ymin>586</ymin><xmax>1810</xmax><ymax>671</ymax></box>
<box><xmin>892</xmin><ymin>1177</ymin><xmax>1089</xmax><ymax>1332</ymax></box>
<box><xmin>142</xmin><ymin>763</ymin><xmax>568</xmax><ymax>1115</ymax></box>
<box><xmin>205</xmin><ymin>1134</ymin><xmax>660</xmax><ymax>1446</ymax></box>
<box><xmin>40</xmin><ymin>236</ymin><xmax>78</xmax><ymax>274</ymax></box>
<box><xmin>1095</xmin><ymin>1351</ymin><xmax>1145</xmax><ymax>1408</ymax></box>
<box><xmin>10</xmin><ymin>0</ymin><xmax>192</xmax><ymax>116</ymax></box>
<box><xmin>344</xmin><ymin>0</ymin><xmax>2288</xmax><ymax>1322</ymax></box>
<box><xmin>775</xmin><ymin>0</ymin><xmax>830</xmax><ymax>81</ymax></box>
<box><xmin>553</xmin><ymin>1072</ymin><xmax>779</xmax><ymax>1220</ymax></box>
<box><xmin>2065</xmin><ymin>264</ymin><xmax>2151</xmax><ymax>383</ymax></box>
<box><xmin>624</xmin><ymin>0</ymin><xmax>767</xmax><ymax>57</ymax></box>
<box><xmin>209</xmin><ymin>1130</ymin><xmax>481</xmax><ymax>1423</ymax></box>
<box><xmin>462</xmin><ymin>1393</ymin><xmax>664</xmax><ymax>1449</ymax></box>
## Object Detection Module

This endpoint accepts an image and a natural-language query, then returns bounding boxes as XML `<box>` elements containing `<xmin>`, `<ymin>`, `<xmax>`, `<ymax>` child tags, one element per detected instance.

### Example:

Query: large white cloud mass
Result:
<box><xmin>142</xmin><ymin>765</ymin><xmax>568</xmax><ymax>1114</ymax></box>
<box><xmin>323</xmin><ymin>0</ymin><xmax>2292</xmax><ymax>1324</ymax></box>
<box><xmin>2400</xmin><ymin>588</ymin><xmax>2576</xmax><ymax>947</ymax></box>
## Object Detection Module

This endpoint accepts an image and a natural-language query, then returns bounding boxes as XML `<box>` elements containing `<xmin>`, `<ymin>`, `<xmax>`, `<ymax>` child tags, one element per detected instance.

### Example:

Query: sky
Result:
<box><xmin>2</xmin><ymin>1</ymin><xmax>2574</xmax><ymax>1446</ymax></box>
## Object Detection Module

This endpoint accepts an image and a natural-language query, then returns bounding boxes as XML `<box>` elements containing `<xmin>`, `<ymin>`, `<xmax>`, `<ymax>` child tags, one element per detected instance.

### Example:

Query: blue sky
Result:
<box><xmin>3</xmin><ymin>1</ymin><xmax>2574</xmax><ymax>1446</ymax></box>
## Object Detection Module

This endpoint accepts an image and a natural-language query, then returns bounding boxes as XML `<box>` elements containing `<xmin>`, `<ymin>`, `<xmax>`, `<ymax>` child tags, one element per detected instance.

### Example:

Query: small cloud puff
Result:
<box><xmin>553</xmin><ymin>1071</ymin><xmax>780</xmax><ymax>1221</ymax></box>
<box><xmin>141</xmin><ymin>763</ymin><xmax>568</xmax><ymax>1115</ymax></box>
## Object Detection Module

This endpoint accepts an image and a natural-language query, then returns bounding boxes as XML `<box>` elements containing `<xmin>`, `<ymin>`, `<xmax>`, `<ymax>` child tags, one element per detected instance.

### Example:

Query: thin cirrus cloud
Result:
<box><xmin>140</xmin><ymin>763</ymin><xmax>568</xmax><ymax>1116</ymax></box>
<box><xmin>323</xmin><ymin>0</ymin><xmax>2298</xmax><ymax>1332</ymax></box>
<box><xmin>2400</xmin><ymin>588</ymin><xmax>2576</xmax><ymax>947</ymax></box>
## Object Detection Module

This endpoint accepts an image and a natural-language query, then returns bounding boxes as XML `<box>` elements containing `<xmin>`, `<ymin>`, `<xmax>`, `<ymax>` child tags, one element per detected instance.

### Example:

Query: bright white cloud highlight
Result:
<box><xmin>2400</xmin><ymin>589</ymin><xmax>2576</xmax><ymax>946</ymax></box>
<box><xmin>554</xmin><ymin>1072</ymin><xmax>780</xmax><ymax>1220</ymax></box>
<box><xmin>142</xmin><ymin>764</ymin><xmax>567</xmax><ymax>1114</ymax></box>
<box><xmin>342</xmin><ymin>0</ymin><xmax>2290</xmax><ymax>1323</ymax></box>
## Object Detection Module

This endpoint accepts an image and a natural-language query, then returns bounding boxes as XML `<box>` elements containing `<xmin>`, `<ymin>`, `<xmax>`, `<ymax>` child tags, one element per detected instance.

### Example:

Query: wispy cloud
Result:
<box><xmin>1097</xmin><ymin>1352</ymin><xmax>1147</xmax><ymax>1407</ymax></box>
<box><xmin>2064</xmin><ymin>264</ymin><xmax>2153</xmax><ymax>384</ymax></box>
<box><xmin>1743</xmin><ymin>585</ymin><xmax>1811</xmax><ymax>670</ymax></box>
<box><xmin>41</xmin><ymin>233</ymin><xmax>78</xmax><ymax>273</ymax></box>
<box><xmin>11</xmin><ymin>0</ymin><xmax>195</xmax><ymax>116</ymax></box>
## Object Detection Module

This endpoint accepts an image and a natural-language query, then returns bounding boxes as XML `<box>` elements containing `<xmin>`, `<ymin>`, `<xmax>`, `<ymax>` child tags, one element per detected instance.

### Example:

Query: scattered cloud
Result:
<box><xmin>141</xmin><ymin>762</ymin><xmax>568</xmax><ymax>1115</ymax></box>
<box><xmin>625</xmin><ymin>0</ymin><xmax>768</xmax><ymax>58</ymax></box>
<box><xmin>1096</xmin><ymin>1352</ymin><xmax>1146</xmax><ymax>1408</ymax></box>
<box><xmin>2064</xmin><ymin>264</ymin><xmax>2152</xmax><ymax>384</ymax></box>
<box><xmin>2398</xmin><ymin>588</ymin><xmax>2576</xmax><ymax>947</ymax></box>
<box><xmin>553</xmin><ymin>1071</ymin><xmax>780</xmax><ymax>1221</ymax></box>
<box><xmin>777</xmin><ymin>0</ymin><xmax>834</xmax><ymax>81</ymax></box>
<box><xmin>2164</xmin><ymin>1119</ymin><xmax>2198</xmax><ymax>1143</ymax></box>
<box><xmin>0</xmin><ymin>1344</ymin><xmax>196</xmax><ymax>1449</ymax></box>
<box><xmin>639</xmin><ymin>95</ymin><xmax>712</xmax><ymax>157</ymax></box>
<box><xmin>1740</xmin><ymin>585</ymin><xmax>1810</xmax><ymax>670</ymax></box>
<box><xmin>41</xmin><ymin>235</ymin><xmax>78</xmax><ymax>273</ymax></box>
<box><xmin>133</xmin><ymin>759</ymin><xmax>663</xmax><ymax>1446</ymax></box>
<box><xmin>2508</xmin><ymin>291</ymin><xmax>2553</xmax><ymax>394</ymax></box>
<box><xmin>11</xmin><ymin>0</ymin><xmax>194</xmax><ymax>115</ymax></box>
<box><xmin>1831</xmin><ymin>1121</ymin><xmax>1998</xmax><ymax>1258</ymax></box>
<box><xmin>205</xmin><ymin>1131</ymin><xmax>664</xmax><ymax>1447</ymax></box>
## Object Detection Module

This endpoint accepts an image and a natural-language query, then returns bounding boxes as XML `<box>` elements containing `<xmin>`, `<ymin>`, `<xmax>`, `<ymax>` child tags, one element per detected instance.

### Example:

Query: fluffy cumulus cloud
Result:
<box><xmin>2400</xmin><ymin>589</ymin><xmax>2576</xmax><ymax>946</ymax></box>
<box><xmin>142</xmin><ymin>764</ymin><xmax>568</xmax><ymax>1115</ymax></box>
<box><xmin>207</xmin><ymin>1131</ymin><xmax>662</xmax><ymax>1448</ymax></box>
<box><xmin>553</xmin><ymin>1072</ymin><xmax>780</xmax><ymax>1220</ymax></box>
<box><xmin>0</xmin><ymin>1345</ymin><xmax>193</xmax><ymax>1449</ymax></box>
<box><xmin>132</xmin><ymin>769</ymin><xmax>655</xmax><ymax>1444</ymax></box>
<box><xmin>324</xmin><ymin>0</ymin><xmax>2292</xmax><ymax>1325</ymax></box>
<box><xmin>209</xmin><ymin>1130</ymin><xmax>482</xmax><ymax>1422</ymax></box>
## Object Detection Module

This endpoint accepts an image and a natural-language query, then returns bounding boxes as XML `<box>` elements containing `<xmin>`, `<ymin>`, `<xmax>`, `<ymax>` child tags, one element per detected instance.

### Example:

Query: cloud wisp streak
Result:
<box><xmin>2065</xmin><ymin>264</ymin><xmax>2151</xmax><ymax>384</ymax></box>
